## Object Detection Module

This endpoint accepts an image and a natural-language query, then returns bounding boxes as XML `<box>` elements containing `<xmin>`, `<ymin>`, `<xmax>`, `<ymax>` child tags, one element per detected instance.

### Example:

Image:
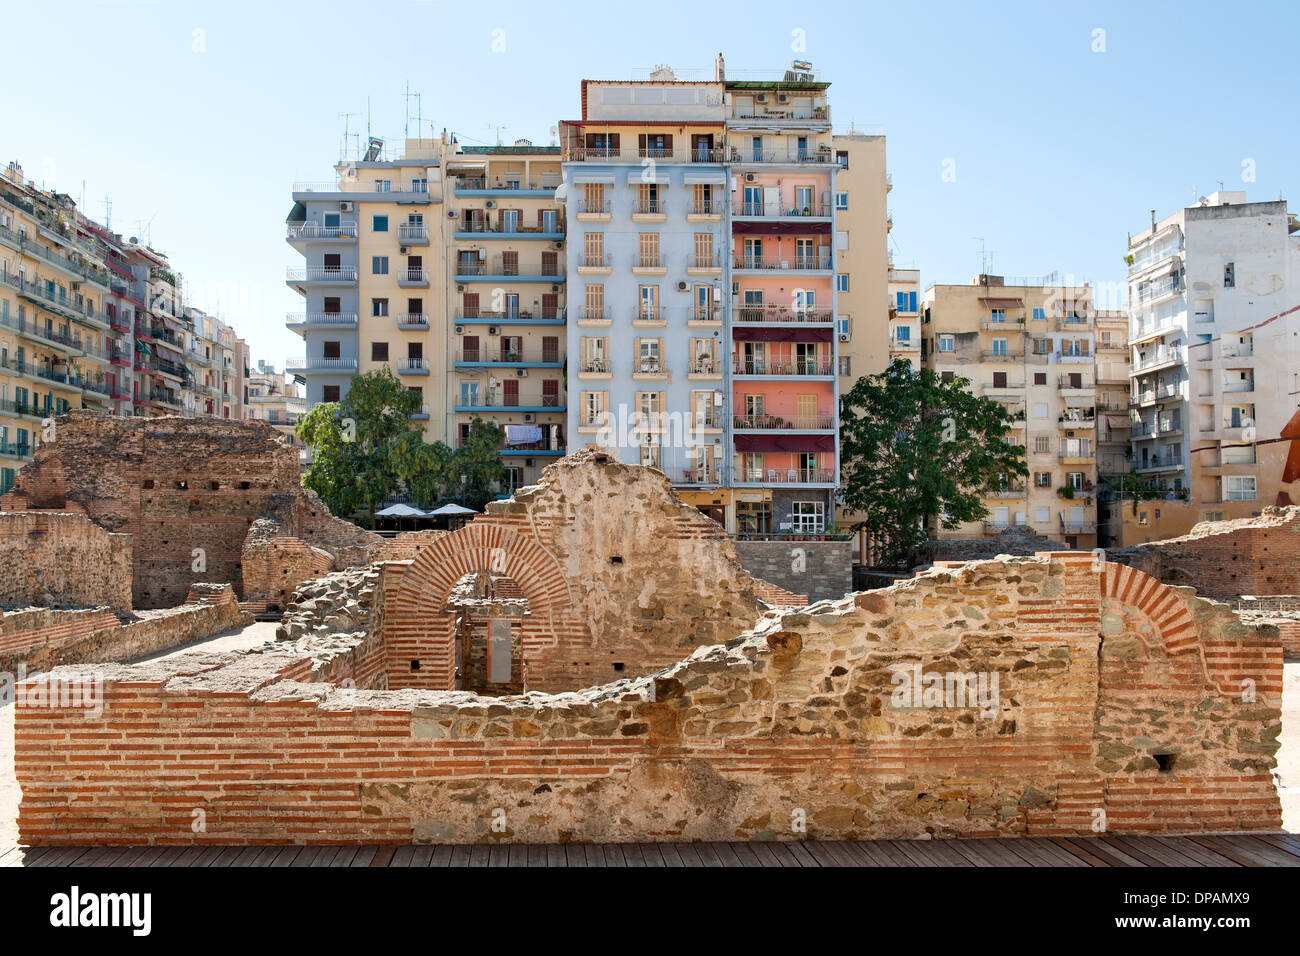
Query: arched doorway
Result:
<box><xmin>447</xmin><ymin>571</ymin><xmax>529</xmax><ymax>694</ymax></box>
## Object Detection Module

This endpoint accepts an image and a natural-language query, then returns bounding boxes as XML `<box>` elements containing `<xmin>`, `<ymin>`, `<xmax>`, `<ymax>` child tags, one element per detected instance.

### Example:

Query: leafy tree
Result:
<box><xmin>296</xmin><ymin>372</ymin><xmax>507</xmax><ymax>519</ymax></box>
<box><xmin>454</xmin><ymin>418</ymin><xmax>507</xmax><ymax>510</ymax></box>
<box><xmin>839</xmin><ymin>359</ymin><xmax>1029</xmax><ymax>568</ymax></box>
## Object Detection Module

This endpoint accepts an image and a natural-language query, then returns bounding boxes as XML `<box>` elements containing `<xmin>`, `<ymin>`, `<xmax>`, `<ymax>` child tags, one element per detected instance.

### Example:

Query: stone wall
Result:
<box><xmin>921</xmin><ymin>526</ymin><xmax>1064</xmax><ymax>564</ymax></box>
<box><xmin>731</xmin><ymin>540</ymin><xmax>851</xmax><ymax>603</ymax></box>
<box><xmin>0</xmin><ymin>512</ymin><xmax>131</xmax><ymax>613</ymax></box>
<box><xmin>0</xmin><ymin>583</ymin><xmax>248</xmax><ymax>674</ymax></box>
<box><xmin>377</xmin><ymin>450</ymin><xmax>777</xmax><ymax>694</ymax></box>
<box><xmin>376</xmin><ymin>529</ymin><xmax>449</xmax><ymax>562</ymax></box>
<box><xmin>1</xmin><ymin>412</ymin><xmax>380</xmax><ymax>609</ymax></box>
<box><xmin>14</xmin><ymin>553</ymin><xmax>1282</xmax><ymax>845</ymax></box>
<box><xmin>1108</xmin><ymin>506</ymin><xmax>1300</xmax><ymax>599</ymax></box>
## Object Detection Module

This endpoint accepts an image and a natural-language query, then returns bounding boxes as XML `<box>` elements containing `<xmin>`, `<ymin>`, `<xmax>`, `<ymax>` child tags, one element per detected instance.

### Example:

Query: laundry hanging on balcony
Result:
<box><xmin>504</xmin><ymin>424</ymin><xmax>543</xmax><ymax>446</ymax></box>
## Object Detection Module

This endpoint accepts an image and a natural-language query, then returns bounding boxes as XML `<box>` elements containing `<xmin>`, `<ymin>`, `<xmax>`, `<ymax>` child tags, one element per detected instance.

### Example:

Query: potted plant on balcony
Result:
<box><xmin>1057</xmin><ymin>486</ymin><xmax>1076</xmax><ymax>499</ymax></box>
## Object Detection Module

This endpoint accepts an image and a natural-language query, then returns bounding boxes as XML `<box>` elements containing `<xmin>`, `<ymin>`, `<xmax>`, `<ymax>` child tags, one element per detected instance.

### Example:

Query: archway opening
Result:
<box><xmin>447</xmin><ymin>571</ymin><xmax>530</xmax><ymax>694</ymax></box>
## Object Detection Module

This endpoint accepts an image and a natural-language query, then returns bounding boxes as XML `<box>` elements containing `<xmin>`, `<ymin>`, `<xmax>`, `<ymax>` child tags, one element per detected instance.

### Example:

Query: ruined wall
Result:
<box><xmin>1108</xmin><ymin>506</ymin><xmax>1300</xmax><ymax>599</ymax></box>
<box><xmin>1</xmin><ymin>412</ymin><xmax>380</xmax><ymax>609</ymax></box>
<box><xmin>0</xmin><ymin>513</ymin><xmax>131</xmax><ymax>613</ymax></box>
<box><xmin>14</xmin><ymin>553</ymin><xmax>1282</xmax><ymax>846</ymax></box>
<box><xmin>731</xmin><ymin>540</ymin><xmax>851</xmax><ymax>603</ymax></box>
<box><xmin>377</xmin><ymin>529</ymin><xmax>450</xmax><ymax>563</ymax></box>
<box><xmin>240</xmin><ymin>531</ymin><xmax>333</xmax><ymax>613</ymax></box>
<box><xmin>0</xmin><ymin>584</ymin><xmax>248</xmax><ymax>674</ymax></box>
<box><xmin>378</xmin><ymin>450</ymin><xmax>774</xmax><ymax>694</ymax></box>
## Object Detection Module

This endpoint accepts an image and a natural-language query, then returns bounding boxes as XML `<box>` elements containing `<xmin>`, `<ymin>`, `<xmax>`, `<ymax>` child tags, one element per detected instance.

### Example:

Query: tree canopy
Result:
<box><xmin>295</xmin><ymin>368</ymin><xmax>506</xmax><ymax>519</ymax></box>
<box><xmin>839</xmin><ymin>359</ymin><xmax>1029</xmax><ymax>568</ymax></box>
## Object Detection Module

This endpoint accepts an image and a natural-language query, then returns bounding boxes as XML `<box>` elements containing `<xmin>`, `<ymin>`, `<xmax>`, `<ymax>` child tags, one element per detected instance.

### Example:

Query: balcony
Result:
<box><xmin>1056</xmin><ymin>350</ymin><xmax>1093</xmax><ymax>365</ymax></box>
<box><xmin>575</xmin><ymin>199</ymin><xmax>611</xmax><ymax>219</ymax></box>
<box><xmin>397</xmin><ymin>313</ymin><xmax>430</xmax><ymax>330</ymax></box>
<box><xmin>455</xmin><ymin>308</ymin><xmax>566</xmax><ymax>326</ymax></box>
<box><xmin>397</xmin><ymin>267</ymin><xmax>429</xmax><ymax>288</ymax></box>
<box><xmin>1131</xmin><ymin>420</ymin><xmax>1182</xmax><ymax>440</ymax></box>
<box><xmin>1058</xmin><ymin>411</ymin><xmax>1096</xmax><ymax>429</ymax></box>
<box><xmin>397</xmin><ymin>223</ymin><xmax>430</xmax><ymax>244</ymax></box>
<box><xmin>983</xmin><ymin>521</ymin><xmax>1027</xmax><ymax>534</ymax></box>
<box><xmin>733</xmin><ymin>201</ymin><xmax>832</xmax><ymax>219</ymax></box>
<box><xmin>1057</xmin><ymin>376</ymin><xmax>1094</xmax><ymax>392</ymax></box>
<box><xmin>632</xmin><ymin>253</ymin><xmax>667</xmax><ymax>274</ymax></box>
<box><xmin>1133</xmin><ymin>347</ymin><xmax>1183</xmax><ymax>373</ymax></box>
<box><xmin>733</xmin><ymin>253</ymin><xmax>831</xmax><ymax>272</ymax></box>
<box><xmin>397</xmin><ymin>358</ymin><xmax>430</xmax><ymax>376</ymax></box>
<box><xmin>576</xmin><ymin>253</ymin><xmax>612</xmax><ymax>274</ymax></box>
<box><xmin>456</xmin><ymin>348</ymin><xmax>562</xmax><ymax>368</ymax></box>
<box><xmin>285</xmin><ymin>312</ymin><xmax>359</xmax><ymax>331</ymax></box>
<box><xmin>734</xmin><ymin>306</ymin><xmax>833</xmax><ymax>326</ymax></box>
<box><xmin>687</xmin><ymin>200</ymin><xmax>725</xmax><ymax>218</ymax></box>
<box><xmin>734</xmin><ymin>467</ymin><xmax>836</xmax><ymax>486</ymax></box>
<box><xmin>1059</xmin><ymin>521</ymin><xmax>1098</xmax><ymax>535</ymax></box>
<box><xmin>687</xmin><ymin>355</ymin><xmax>721</xmax><ymax>378</ymax></box>
<box><xmin>686</xmin><ymin>252</ymin><xmax>723</xmax><ymax>274</ymax></box>
<box><xmin>453</xmin><ymin>179</ymin><xmax>558</xmax><ymax>197</ymax></box>
<box><xmin>0</xmin><ymin>440</ymin><xmax>33</xmax><ymax>460</ymax></box>
<box><xmin>0</xmin><ymin>222</ymin><xmax>112</xmax><ymax>287</ymax></box>
<box><xmin>574</xmin><ymin>310</ymin><xmax>612</xmax><ymax>327</ymax></box>
<box><xmin>1054</xmin><ymin>316</ymin><xmax>1093</xmax><ymax>332</ymax></box>
<box><xmin>732</xmin><ymin>357</ymin><xmax>834</xmax><ymax>377</ymax></box>
<box><xmin>285</xmin><ymin>266</ymin><xmax>358</xmax><ymax>288</ymax></box>
<box><xmin>454</xmin><ymin>393</ymin><xmax>565</xmax><ymax>413</ymax></box>
<box><xmin>285</xmin><ymin>357</ymin><xmax>359</xmax><ymax>374</ymax></box>
<box><xmin>285</xmin><ymin>222</ymin><xmax>357</xmax><ymax>242</ymax></box>
<box><xmin>454</xmin><ymin>258</ymin><xmax>566</xmax><ymax>281</ymax></box>
<box><xmin>454</xmin><ymin>222</ymin><xmax>564</xmax><ymax>242</ymax></box>
<box><xmin>631</xmin><ymin>199</ymin><xmax>668</xmax><ymax>221</ymax></box>
<box><xmin>980</xmin><ymin>319</ymin><xmax>1025</xmax><ymax>332</ymax></box>
<box><xmin>632</xmin><ymin>306</ymin><xmax>667</xmax><ymax>327</ymax></box>
<box><xmin>1134</xmin><ymin>457</ymin><xmax>1184</xmax><ymax>475</ymax></box>
<box><xmin>980</xmin><ymin>350</ymin><xmax>1022</xmax><ymax>362</ymax></box>
<box><xmin>578</xmin><ymin>359</ymin><xmax>610</xmax><ymax>378</ymax></box>
<box><xmin>1136</xmin><ymin>275</ymin><xmax>1181</xmax><ymax>304</ymax></box>
<box><xmin>733</xmin><ymin>413</ymin><xmax>835</xmax><ymax>431</ymax></box>
<box><xmin>984</xmin><ymin>485</ymin><xmax>1028</xmax><ymax>499</ymax></box>
<box><xmin>732</xmin><ymin>148</ymin><xmax>835</xmax><ymax>165</ymax></box>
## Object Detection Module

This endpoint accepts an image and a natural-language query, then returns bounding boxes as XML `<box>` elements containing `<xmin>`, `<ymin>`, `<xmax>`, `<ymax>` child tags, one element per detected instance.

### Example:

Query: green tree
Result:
<box><xmin>392</xmin><ymin>430</ymin><xmax>456</xmax><ymax>509</ymax></box>
<box><xmin>453</xmin><ymin>418</ymin><xmax>507</xmax><ymax>510</ymax></box>
<box><xmin>839</xmin><ymin>359</ymin><xmax>1029</xmax><ymax>568</ymax></box>
<box><xmin>295</xmin><ymin>401</ymin><xmax>366</xmax><ymax>517</ymax></box>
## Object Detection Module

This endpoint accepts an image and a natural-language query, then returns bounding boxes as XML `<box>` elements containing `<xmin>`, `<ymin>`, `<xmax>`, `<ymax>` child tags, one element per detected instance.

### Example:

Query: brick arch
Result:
<box><xmin>1101</xmin><ymin>563</ymin><xmax>1198</xmax><ymax>656</ymax></box>
<box><xmin>392</xmin><ymin>522</ymin><xmax>572</xmax><ymax>616</ymax></box>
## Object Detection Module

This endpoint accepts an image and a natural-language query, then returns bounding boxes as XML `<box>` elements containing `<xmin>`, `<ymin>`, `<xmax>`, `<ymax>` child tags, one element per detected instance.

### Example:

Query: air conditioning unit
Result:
<box><xmin>755</xmin><ymin>93</ymin><xmax>768</xmax><ymax>103</ymax></box>
<box><xmin>839</xmin><ymin>333</ymin><xmax>850</xmax><ymax>342</ymax></box>
<box><xmin>551</xmin><ymin>284</ymin><xmax>559</xmax><ymax>292</ymax></box>
<box><xmin>457</xmin><ymin>284</ymin><xmax>465</xmax><ymax>292</ymax></box>
<box><xmin>447</xmin><ymin>209</ymin><xmax>458</xmax><ymax>218</ymax></box>
<box><xmin>516</xmin><ymin>369</ymin><xmax>528</xmax><ymax>377</ymax></box>
<box><xmin>777</xmin><ymin>93</ymin><xmax>790</xmax><ymax>104</ymax></box>
<box><xmin>523</xmin><ymin>413</ymin><xmax>535</xmax><ymax>423</ymax></box>
<box><xmin>399</xmin><ymin>246</ymin><xmax>409</xmax><ymax>254</ymax></box>
<box><xmin>552</xmin><ymin>241</ymin><xmax>563</xmax><ymax>249</ymax></box>
<box><xmin>454</xmin><ymin>325</ymin><xmax>465</xmax><ymax>335</ymax></box>
<box><xmin>676</xmin><ymin>281</ymin><xmax>688</xmax><ymax>292</ymax></box>
<box><xmin>744</xmin><ymin>173</ymin><xmax>757</xmax><ymax>183</ymax></box>
<box><xmin>339</xmin><ymin>201</ymin><xmax>353</xmax><ymax>211</ymax></box>
<box><xmin>488</xmin><ymin>326</ymin><xmax>499</xmax><ymax>335</ymax></box>
<box><xmin>485</xmin><ymin>200</ymin><xmax>496</xmax><ymax>208</ymax></box>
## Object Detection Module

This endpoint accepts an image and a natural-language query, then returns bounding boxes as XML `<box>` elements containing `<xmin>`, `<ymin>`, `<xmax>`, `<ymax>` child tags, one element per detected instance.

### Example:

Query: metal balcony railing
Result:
<box><xmin>286</xmin><ymin>312</ymin><xmax>359</xmax><ymax>328</ymax></box>
<box><xmin>577</xmin><ymin>253</ymin><xmax>612</xmax><ymax>268</ymax></box>
<box><xmin>732</xmin><ymin>358</ymin><xmax>833</xmax><ymax>376</ymax></box>
<box><xmin>286</xmin><ymin>222</ymin><xmax>357</xmax><ymax>240</ymax></box>
<box><xmin>286</xmin><ymin>266</ymin><xmax>358</xmax><ymax>282</ymax></box>
<box><xmin>285</xmin><ymin>357</ymin><xmax>359</xmax><ymax>372</ymax></box>
<box><xmin>459</xmin><ymin>348</ymin><xmax>561</xmax><ymax>364</ymax></box>
<box><xmin>733</xmin><ymin>253</ymin><xmax>831</xmax><ymax>271</ymax></box>
<box><xmin>397</xmin><ymin>313</ymin><xmax>429</xmax><ymax>330</ymax></box>
<box><xmin>454</xmin><ymin>259</ymin><xmax>565</xmax><ymax>277</ymax></box>
<box><xmin>688</xmin><ymin>200</ymin><xmax>724</xmax><ymax>215</ymax></box>
<box><xmin>632</xmin><ymin>307</ymin><xmax>666</xmax><ymax>323</ymax></box>
<box><xmin>733</xmin><ymin>413</ymin><xmax>834</xmax><ymax>430</ymax></box>
<box><xmin>397</xmin><ymin>223</ymin><xmax>430</xmax><ymax>242</ymax></box>
<box><xmin>633</xmin><ymin>199</ymin><xmax>667</xmax><ymax>215</ymax></box>
<box><xmin>457</xmin><ymin>220</ymin><xmax>564</xmax><ymax>236</ymax></box>
<box><xmin>734</xmin><ymin>306</ymin><xmax>833</xmax><ymax>324</ymax></box>
<box><xmin>575</xmin><ymin>199</ymin><xmax>611</xmax><ymax>214</ymax></box>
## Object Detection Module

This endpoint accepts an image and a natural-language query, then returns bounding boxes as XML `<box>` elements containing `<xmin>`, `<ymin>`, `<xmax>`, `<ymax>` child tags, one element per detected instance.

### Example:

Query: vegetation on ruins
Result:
<box><xmin>839</xmin><ymin>359</ymin><xmax>1029</xmax><ymax>568</ymax></box>
<box><xmin>296</xmin><ymin>368</ymin><xmax>505</xmax><ymax>519</ymax></box>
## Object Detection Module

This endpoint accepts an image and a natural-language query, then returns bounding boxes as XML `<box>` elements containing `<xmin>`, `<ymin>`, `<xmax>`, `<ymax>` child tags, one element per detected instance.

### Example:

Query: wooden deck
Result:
<box><xmin>3</xmin><ymin>834</ymin><xmax>1299</xmax><ymax>868</ymax></box>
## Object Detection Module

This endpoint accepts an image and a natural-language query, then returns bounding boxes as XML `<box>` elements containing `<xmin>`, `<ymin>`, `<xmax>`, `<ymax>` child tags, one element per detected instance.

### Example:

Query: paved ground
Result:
<box><xmin>1</xmin><ymin>623</ymin><xmax>1297</xmax><ymax>864</ymax></box>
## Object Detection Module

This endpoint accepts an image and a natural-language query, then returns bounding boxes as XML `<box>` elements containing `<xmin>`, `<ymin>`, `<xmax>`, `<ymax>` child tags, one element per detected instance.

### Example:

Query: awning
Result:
<box><xmin>731</xmin><ymin>326</ymin><xmax>834</xmax><ymax>343</ymax></box>
<box><xmin>732</xmin><ymin>220</ymin><xmax>831</xmax><ymax>236</ymax></box>
<box><xmin>427</xmin><ymin>502</ymin><xmax>479</xmax><ymax>516</ymax></box>
<box><xmin>733</xmin><ymin>434</ymin><xmax>835</xmax><ymax>453</ymax></box>
<box><xmin>683</xmin><ymin>172</ymin><xmax>726</xmax><ymax>185</ymax></box>
<box><xmin>979</xmin><ymin>297</ymin><xmax>1024</xmax><ymax>309</ymax></box>
<box><xmin>375</xmin><ymin>504</ymin><xmax>426</xmax><ymax>518</ymax></box>
<box><xmin>571</xmin><ymin>172</ymin><xmax>615</xmax><ymax>184</ymax></box>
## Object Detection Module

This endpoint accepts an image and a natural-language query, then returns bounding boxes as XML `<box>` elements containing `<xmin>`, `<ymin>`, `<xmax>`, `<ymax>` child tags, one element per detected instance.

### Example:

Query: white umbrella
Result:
<box><xmin>426</xmin><ymin>502</ymin><xmax>478</xmax><ymax>516</ymax></box>
<box><xmin>374</xmin><ymin>503</ymin><xmax>427</xmax><ymax>517</ymax></box>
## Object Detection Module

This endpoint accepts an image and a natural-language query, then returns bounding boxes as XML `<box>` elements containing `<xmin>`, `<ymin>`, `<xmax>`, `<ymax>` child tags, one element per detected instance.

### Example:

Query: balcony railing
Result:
<box><xmin>733</xmin><ymin>253</ymin><xmax>831</xmax><ymax>271</ymax></box>
<box><xmin>735</xmin><ymin>468</ymin><xmax>836</xmax><ymax>484</ymax></box>
<box><xmin>580</xmin><ymin>359</ymin><xmax>609</xmax><ymax>374</ymax></box>
<box><xmin>397</xmin><ymin>358</ymin><xmax>429</xmax><ymax>374</ymax></box>
<box><xmin>456</xmin><ymin>220</ymin><xmax>564</xmax><ymax>236</ymax></box>
<box><xmin>1058</xmin><ymin>376</ymin><xmax>1094</xmax><ymax>389</ymax></box>
<box><xmin>286</xmin><ymin>222</ymin><xmax>357</xmax><ymax>240</ymax></box>
<box><xmin>734</xmin><ymin>148</ymin><xmax>834</xmax><ymax>165</ymax></box>
<box><xmin>1137</xmin><ymin>275</ymin><xmax>1181</xmax><ymax>303</ymax></box>
<box><xmin>634</xmin><ymin>254</ymin><xmax>666</xmax><ymax>269</ymax></box>
<box><xmin>397</xmin><ymin>223</ymin><xmax>430</xmax><ymax>242</ymax></box>
<box><xmin>457</xmin><ymin>393</ymin><xmax>564</xmax><ymax>408</ymax></box>
<box><xmin>286</xmin><ymin>312</ymin><xmax>359</xmax><ymax>328</ymax></box>
<box><xmin>732</xmin><ymin>358</ymin><xmax>833</xmax><ymax>376</ymax></box>
<box><xmin>575</xmin><ymin>199</ymin><xmax>611</xmax><ymax>215</ymax></box>
<box><xmin>634</xmin><ymin>358</ymin><xmax>664</xmax><ymax>374</ymax></box>
<box><xmin>454</xmin><ymin>258</ymin><xmax>565</xmax><ymax>277</ymax></box>
<box><xmin>633</xmin><ymin>199</ymin><xmax>667</xmax><ymax>215</ymax></box>
<box><xmin>1133</xmin><ymin>348</ymin><xmax>1183</xmax><ymax>372</ymax></box>
<box><xmin>286</xmin><ymin>266</ymin><xmax>358</xmax><ymax>282</ymax></box>
<box><xmin>459</xmin><ymin>348</ymin><xmax>561</xmax><ymax>365</ymax></box>
<box><xmin>456</xmin><ymin>307</ymin><xmax>566</xmax><ymax>322</ymax></box>
<box><xmin>733</xmin><ymin>201</ymin><xmax>833</xmax><ymax>218</ymax></box>
<box><xmin>734</xmin><ymin>413</ymin><xmax>835</xmax><ymax>430</ymax></box>
<box><xmin>734</xmin><ymin>306</ymin><xmax>833</xmax><ymax>325</ymax></box>
<box><xmin>688</xmin><ymin>200</ymin><xmax>724</xmax><ymax>215</ymax></box>
<box><xmin>285</xmin><ymin>357</ymin><xmax>359</xmax><ymax>372</ymax></box>
<box><xmin>455</xmin><ymin>179</ymin><xmax>556</xmax><ymax>192</ymax></box>
<box><xmin>397</xmin><ymin>313</ymin><xmax>430</xmax><ymax>330</ymax></box>
<box><xmin>984</xmin><ymin>485</ymin><xmax>1028</xmax><ymax>498</ymax></box>
<box><xmin>577</xmin><ymin>253</ymin><xmax>612</xmax><ymax>269</ymax></box>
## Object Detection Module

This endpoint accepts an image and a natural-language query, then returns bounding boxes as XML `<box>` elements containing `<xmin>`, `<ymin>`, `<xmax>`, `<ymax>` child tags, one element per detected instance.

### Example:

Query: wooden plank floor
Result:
<box><xmin>3</xmin><ymin>834</ymin><xmax>1298</xmax><ymax>867</ymax></box>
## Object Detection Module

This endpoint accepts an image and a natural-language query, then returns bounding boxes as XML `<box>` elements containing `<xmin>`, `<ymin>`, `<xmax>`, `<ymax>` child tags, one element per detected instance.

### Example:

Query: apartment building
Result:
<box><xmin>831</xmin><ymin>129</ymin><xmax>892</xmax><ymax>379</ymax></box>
<box><xmin>287</xmin><ymin>134</ymin><xmax>567</xmax><ymax>492</ymax></box>
<box><xmin>922</xmin><ymin>275</ymin><xmax>1102</xmax><ymax>549</ymax></box>
<box><xmin>245</xmin><ymin>360</ymin><xmax>307</xmax><ymax>461</ymax></box>
<box><xmin>1121</xmin><ymin>191</ymin><xmax>1300</xmax><ymax>543</ymax></box>
<box><xmin>886</xmin><ymin>268</ymin><xmax>921</xmax><ymax>370</ymax></box>
<box><xmin>559</xmin><ymin>67</ymin><xmax>730</xmax><ymax>518</ymax></box>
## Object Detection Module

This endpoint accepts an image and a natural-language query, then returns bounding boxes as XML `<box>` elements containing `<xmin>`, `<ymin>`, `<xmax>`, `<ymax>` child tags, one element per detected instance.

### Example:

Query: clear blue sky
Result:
<box><xmin>4</xmin><ymin>0</ymin><xmax>1298</xmax><ymax>366</ymax></box>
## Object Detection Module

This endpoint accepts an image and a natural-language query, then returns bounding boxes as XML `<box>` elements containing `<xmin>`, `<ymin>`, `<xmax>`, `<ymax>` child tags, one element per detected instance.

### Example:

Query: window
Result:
<box><xmin>838</xmin><ymin>356</ymin><xmax>851</xmax><ymax>377</ymax></box>
<box><xmin>895</xmin><ymin>326</ymin><xmax>911</xmax><ymax>342</ymax></box>
<box><xmin>371</xmin><ymin>342</ymin><xmax>389</xmax><ymax>362</ymax></box>
<box><xmin>895</xmin><ymin>291</ymin><xmax>917</xmax><ymax>312</ymax></box>
<box><xmin>372</xmin><ymin>256</ymin><xmax>389</xmax><ymax>275</ymax></box>
<box><xmin>836</xmin><ymin>274</ymin><xmax>849</xmax><ymax>292</ymax></box>
<box><xmin>373</xmin><ymin>215</ymin><xmax>389</xmax><ymax>232</ymax></box>
<box><xmin>637</xmin><ymin>233</ymin><xmax>660</xmax><ymax>267</ymax></box>
<box><xmin>1225</xmin><ymin>476</ymin><xmax>1256</xmax><ymax>501</ymax></box>
<box><xmin>992</xmin><ymin>338</ymin><xmax>1007</xmax><ymax>356</ymax></box>
<box><xmin>374</xmin><ymin>180</ymin><xmax>392</xmax><ymax>192</ymax></box>
<box><xmin>790</xmin><ymin>501</ymin><xmax>825</xmax><ymax>533</ymax></box>
<box><xmin>460</xmin><ymin>382</ymin><xmax>479</xmax><ymax>406</ymax></box>
<box><xmin>1035</xmin><ymin>507</ymin><xmax>1050</xmax><ymax>523</ymax></box>
<box><xmin>940</xmin><ymin>370</ymin><xmax>955</xmax><ymax>382</ymax></box>
<box><xmin>411</xmin><ymin>178</ymin><xmax>427</xmax><ymax>193</ymax></box>
<box><xmin>323</xmin><ymin>385</ymin><xmax>340</xmax><ymax>402</ymax></box>
<box><xmin>938</xmin><ymin>334</ymin><xmax>955</xmax><ymax>352</ymax></box>
<box><xmin>323</xmin><ymin>341</ymin><xmax>341</xmax><ymax>360</ymax></box>
<box><xmin>835</xmin><ymin>192</ymin><xmax>848</xmax><ymax>210</ymax></box>
<box><xmin>1034</xmin><ymin>372</ymin><xmax>1046</xmax><ymax>385</ymax></box>
<box><xmin>372</xmin><ymin>298</ymin><xmax>388</xmax><ymax>317</ymax></box>
<box><xmin>1034</xmin><ymin>471</ymin><xmax>1051</xmax><ymax>488</ymax></box>
<box><xmin>989</xmin><ymin>308</ymin><xmax>1006</xmax><ymax>323</ymax></box>
<box><xmin>693</xmin><ymin>232</ymin><xmax>714</xmax><ymax>268</ymax></box>
<box><xmin>1224</xmin><ymin>262</ymin><xmax>1235</xmax><ymax>288</ymax></box>
<box><xmin>582</xmin><ymin>390</ymin><xmax>607</xmax><ymax>426</ymax></box>
<box><xmin>1067</xmin><ymin>472</ymin><xmax>1085</xmax><ymax>490</ymax></box>
<box><xmin>1033</xmin><ymin>403</ymin><xmax>1048</xmax><ymax>419</ymax></box>
<box><xmin>1032</xmin><ymin>307</ymin><xmax>1045</xmax><ymax>321</ymax></box>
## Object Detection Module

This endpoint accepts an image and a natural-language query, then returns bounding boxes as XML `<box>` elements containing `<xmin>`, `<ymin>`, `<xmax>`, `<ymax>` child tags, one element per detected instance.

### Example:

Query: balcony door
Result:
<box><xmin>503</xmin><ymin>379</ymin><xmax>519</xmax><ymax>407</ymax></box>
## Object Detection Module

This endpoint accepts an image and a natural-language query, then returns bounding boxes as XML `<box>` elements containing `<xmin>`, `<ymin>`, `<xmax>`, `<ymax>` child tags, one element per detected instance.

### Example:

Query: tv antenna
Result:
<box><xmin>339</xmin><ymin>112</ymin><xmax>361</xmax><ymax>160</ymax></box>
<box><xmin>973</xmin><ymin>237</ymin><xmax>990</xmax><ymax>276</ymax></box>
<box><xmin>102</xmin><ymin>195</ymin><xmax>112</xmax><ymax>230</ymax></box>
<box><xmin>404</xmin><ymin>82</ymin><xmax>423</xmax><ymax>144</ymax></box>
<box><xmin>136</xmin><ymin>212</ymin><xmax>158</xmax><ymax>247</ymax></box>
<box><xmin>488</xmin><ymin>124</ymin><xmax>507</xmax><ymax>146</ymax></box>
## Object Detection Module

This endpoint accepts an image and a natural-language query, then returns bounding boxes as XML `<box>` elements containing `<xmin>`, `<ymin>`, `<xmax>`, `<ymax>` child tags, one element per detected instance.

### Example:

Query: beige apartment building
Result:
<box><xmin>830</xmin><ymin>130</ymin><xmax>891</xmax><ymax>382</ymax></box>
<box><xmin>922</xmin><ymin>275</ymin><xmax>1103</xmax><ymax>549</ymax></box>
<box><xmin>287</xmin><ymin>134</ymin><xmax>566</xmax><ymax>493</ymax></box>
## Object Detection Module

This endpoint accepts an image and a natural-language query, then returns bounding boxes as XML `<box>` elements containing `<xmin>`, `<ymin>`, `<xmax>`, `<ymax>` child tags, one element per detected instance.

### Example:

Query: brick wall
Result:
<box><xmin>241</xmin><ymin>536</ymin><xmax>333</xmax><ymax>612</ymax></box>
<box><xmin>14</xmin><ymin>553</ymin><xmax>1282</xmax><ymax>845</ymax></box>
<box><xmin>0</xmin><ymin>512</ymin><xmax>131</xmax><ymax>613</ymax></box>
<box><xmin>1109</xmin><ymin>506</ymin><xmax>1300</xmax><ymax>599</ymax></box>
<box><xmin>1</xmin><ymin>584</ymin><xmax>247</xmax><ymax>674</ymax></box>
<box><xmin>731</xmin><ymin>540</ymin><xmax>851</xmax><ymax>603</ymax></box>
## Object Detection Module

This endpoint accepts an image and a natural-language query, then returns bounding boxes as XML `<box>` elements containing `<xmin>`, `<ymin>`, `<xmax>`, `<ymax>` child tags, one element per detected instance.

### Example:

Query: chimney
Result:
<box><xmin>1151</xmin><ymin>209</ymin><xmax>1156</xmax><ymax>230</ymax></box>
<box><xmin>715</xmin><ymin>53</ymin><xmax>726</xmax><ymax>82</ymax></box>
<box><xmin>4</xmin><ymin>161</ymin><xmax>22</xmax><ymax>186</ymax></box>
<box><xmin>441</xmin><ymin>127</ymin><xmax>449</xmax><ymax>146</ymax></box>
